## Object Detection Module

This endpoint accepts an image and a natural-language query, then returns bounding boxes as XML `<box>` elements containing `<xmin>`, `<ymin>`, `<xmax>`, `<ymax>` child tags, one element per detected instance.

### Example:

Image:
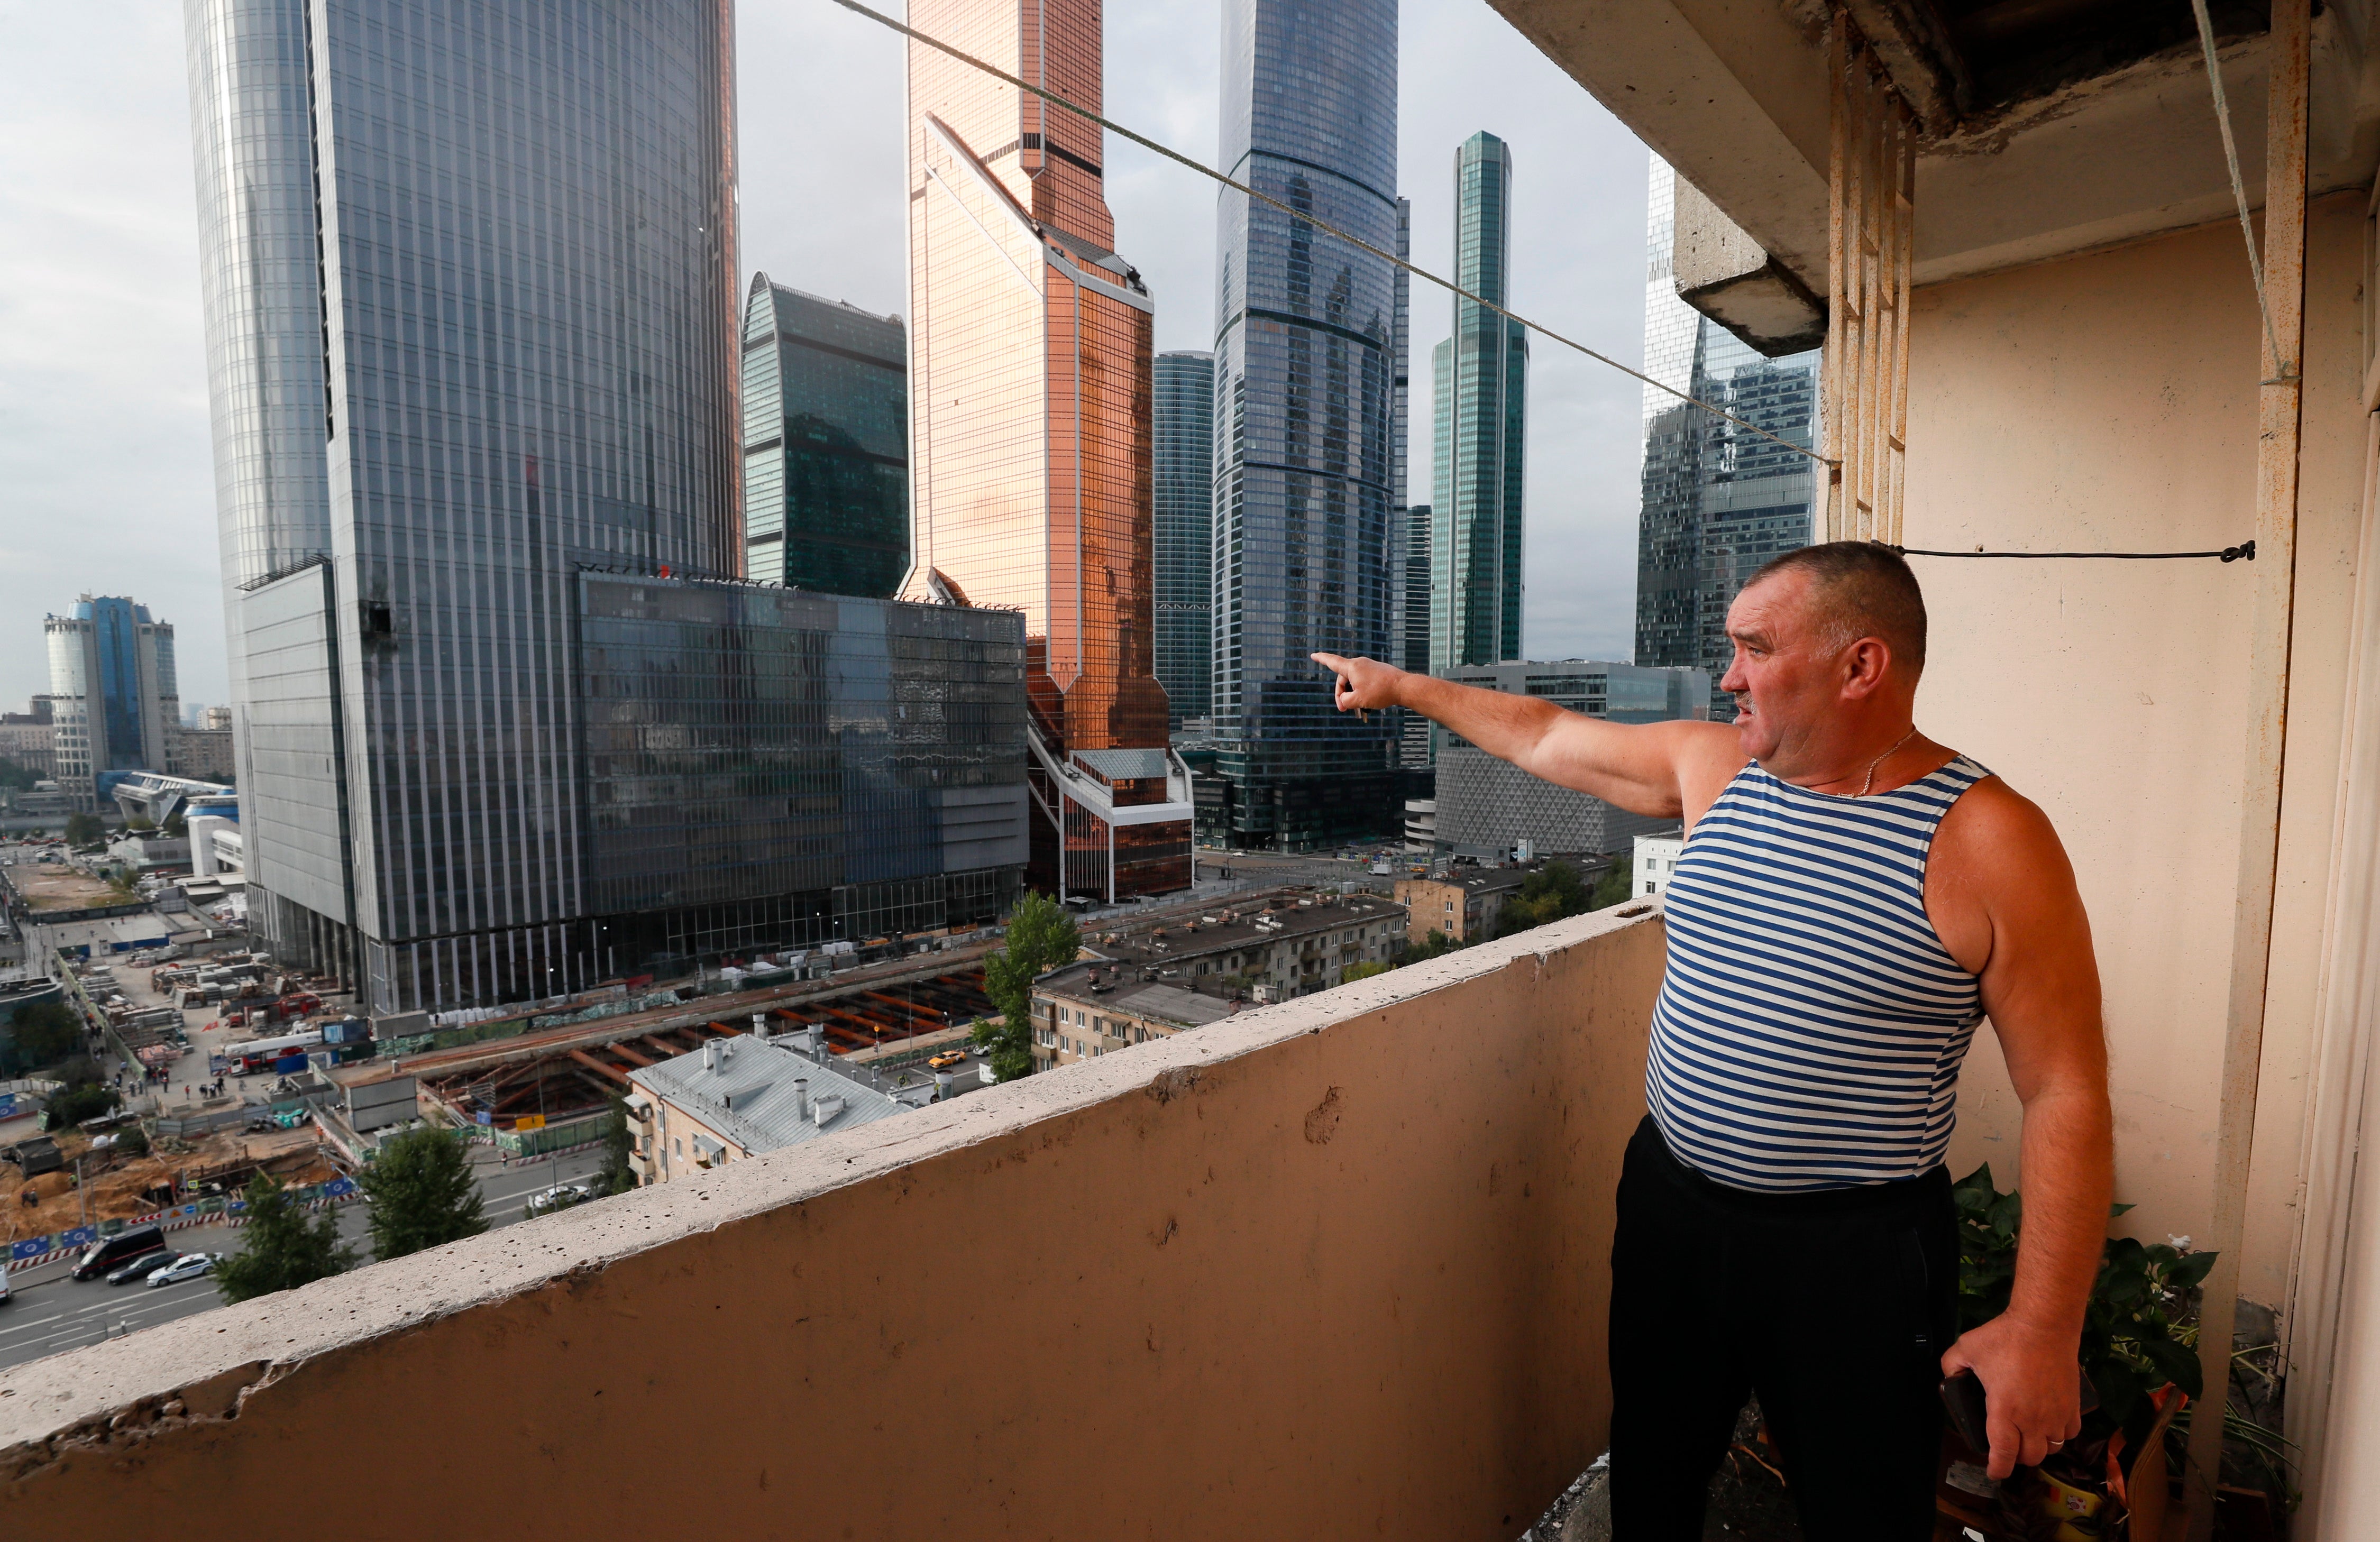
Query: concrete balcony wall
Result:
<box><xmin>0</xmin><ymin>907</ymin><xmax>1668</xmax><ymax>1541</ymax></box>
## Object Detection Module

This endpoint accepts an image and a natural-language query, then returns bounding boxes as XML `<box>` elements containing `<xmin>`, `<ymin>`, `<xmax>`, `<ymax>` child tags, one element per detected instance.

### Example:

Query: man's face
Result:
<box><xmin>1719</xmin><ymin>571</ymin><xmax>1844</xmax><ymax>764</ymax></box>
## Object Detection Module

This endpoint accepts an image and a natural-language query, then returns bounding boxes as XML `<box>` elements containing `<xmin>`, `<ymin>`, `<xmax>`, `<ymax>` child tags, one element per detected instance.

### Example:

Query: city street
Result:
<box><xmin>0</xmin><ymin>1145</ymin><xmax>605</xmax><ymax>1371</ymax></box>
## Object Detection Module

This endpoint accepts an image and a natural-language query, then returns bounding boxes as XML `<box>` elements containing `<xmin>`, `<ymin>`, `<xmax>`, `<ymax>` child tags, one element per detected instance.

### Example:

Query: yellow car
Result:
<box><xmin>927</xmin><ymin>1049</ymin><xmax>968</xmax><ymax>1070</ymax></box>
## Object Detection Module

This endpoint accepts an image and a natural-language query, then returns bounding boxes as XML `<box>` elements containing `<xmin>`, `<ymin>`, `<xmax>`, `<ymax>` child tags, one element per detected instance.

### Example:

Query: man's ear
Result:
<box><xmin>1841</xmin><ymin>637</ymin><xmax>1893</xmax><ymax>697</ymax></box>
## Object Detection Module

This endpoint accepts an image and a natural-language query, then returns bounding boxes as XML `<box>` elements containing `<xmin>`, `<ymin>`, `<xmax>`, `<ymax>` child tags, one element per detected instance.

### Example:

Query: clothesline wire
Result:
<box><xmin>1896</xmin><ymin>541</ymin><xmax>2256</xmax><ymax>562</ymax></box>
<box><xmin>828</xmin><ymin>0</ymin><xmax>1834</xmax><ymax>467</ymax></box>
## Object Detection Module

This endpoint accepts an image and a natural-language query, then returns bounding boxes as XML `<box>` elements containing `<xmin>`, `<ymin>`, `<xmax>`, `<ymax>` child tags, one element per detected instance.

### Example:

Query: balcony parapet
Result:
<box><xmin>0</xmin><ymin>906</ymin><xmax>1669</xmax><ymax>1539</ymax></box>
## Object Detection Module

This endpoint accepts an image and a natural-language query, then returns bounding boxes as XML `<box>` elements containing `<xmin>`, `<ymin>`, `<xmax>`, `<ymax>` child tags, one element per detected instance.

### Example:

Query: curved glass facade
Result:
<box><xmin>1210</xmin><ymin>0</ymin><xmax>1402</xmax><ymax>850</ymax></box>
<box><xmin>907</xmin><ymin>0</ymin><xmax>1188</xmax><ymax>898</ymax></box>
<box><xmin>740</xmin><ymin>276</ymin><xmax>909</xmax><ymax>598</ymax></box>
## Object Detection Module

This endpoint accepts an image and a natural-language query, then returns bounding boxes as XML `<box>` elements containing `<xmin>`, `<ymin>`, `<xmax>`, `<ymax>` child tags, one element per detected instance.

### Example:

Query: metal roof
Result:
<box><xmin>628</xmin><ymin>1034</ymin><xmax>911</xmax><ymax>1155</ymax></box>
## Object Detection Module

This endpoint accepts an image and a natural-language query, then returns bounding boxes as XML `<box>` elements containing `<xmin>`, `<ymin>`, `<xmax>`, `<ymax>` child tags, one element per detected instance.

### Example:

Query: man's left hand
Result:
<box><xmin>1939</xmin><ymin>1314</ymin><xmax>2084</xmax><ymax>1479</ymax></box>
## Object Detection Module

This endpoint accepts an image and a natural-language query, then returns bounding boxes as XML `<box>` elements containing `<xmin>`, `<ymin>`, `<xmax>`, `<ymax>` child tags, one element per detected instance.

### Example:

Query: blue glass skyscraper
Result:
<box><xmin>188</xmin><ymin>0</ymin><xmax>740</xmax><ymax>1007</ymax></box>
<box><xmin>1430</xmin><ymin>132</ymin><xmax>1527</xmax><ymax>675</ymax></box>
<box><xmin>42</xmin><ymin>597</ymin><xmax>180</xmax><ymax>809</ymax></box>
<box><xmin>1210</xmin><ymin>0</ymin><xmax>1402</xmax><ymax>850</ymax></box>
<box><xmin>1635</xmin><ymin>159</ymin><xmax>1819</xmax><ymax>720</ymax></box>
<box><xmin>1154</xmin><ymin>351</ymin><xmax>1215</xmax><ymax>727</ymax></box>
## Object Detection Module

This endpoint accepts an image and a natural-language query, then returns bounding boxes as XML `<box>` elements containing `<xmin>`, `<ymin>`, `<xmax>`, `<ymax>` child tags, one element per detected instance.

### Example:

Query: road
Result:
<box><xmin>0</xmin><ymin>1146</ymin><xmax>604</xmax><ymax>1371</ymax></box>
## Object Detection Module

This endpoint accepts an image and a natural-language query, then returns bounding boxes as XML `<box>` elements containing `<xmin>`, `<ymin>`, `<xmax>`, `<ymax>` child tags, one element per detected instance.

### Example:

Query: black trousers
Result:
<box><xmin>1609</xmin><ymin>1116</ymin><xmax>1957</xmax><ymax>1540</ymax></box>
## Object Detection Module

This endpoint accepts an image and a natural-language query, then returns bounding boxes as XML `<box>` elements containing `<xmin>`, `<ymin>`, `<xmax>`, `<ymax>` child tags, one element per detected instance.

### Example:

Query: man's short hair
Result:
<box><xmin>1745</xmin><ymin>541</ymin><xmax>1928</xmax><ymax>675</ymax></box>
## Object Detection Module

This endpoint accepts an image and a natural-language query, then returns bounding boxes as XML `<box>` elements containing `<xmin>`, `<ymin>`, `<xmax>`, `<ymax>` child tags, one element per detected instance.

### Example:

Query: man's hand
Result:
<box><xmin>1939</xmin><ymin>1313</ymin><xmax>2084</xmax><ymax>1479</ymax></box>
<box><xmin>1311</xmin><ymin>652</ymin><xmax>1403</xmax><ymax>713</ymax></box>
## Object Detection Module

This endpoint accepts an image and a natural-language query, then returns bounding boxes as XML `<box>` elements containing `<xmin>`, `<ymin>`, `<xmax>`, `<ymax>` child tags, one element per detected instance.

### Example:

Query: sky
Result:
<box><xmin>0</xmin><ymin>0</ymin><xmax>1654</xmax><ymax>719</ymax></box>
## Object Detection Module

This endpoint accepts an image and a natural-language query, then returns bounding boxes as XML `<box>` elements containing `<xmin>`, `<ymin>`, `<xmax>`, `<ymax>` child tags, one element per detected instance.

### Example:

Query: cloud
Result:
<box><xmin>0</xmin><ymin>0</ymin><xmax>1658</xmax><ymax>724</ymax></box>
<box><xmin>0</xmin><ymin>3</ymin><xmax>219</xmax><ymax>712</ymax></box>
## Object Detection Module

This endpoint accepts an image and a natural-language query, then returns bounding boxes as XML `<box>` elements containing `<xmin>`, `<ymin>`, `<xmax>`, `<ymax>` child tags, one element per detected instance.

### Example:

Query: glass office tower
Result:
<box><xmin>1154</xmin><ymin>351</ymin><xmax>1215</xmax><ymax>727</ymax></box>
<box><xmin>1635</xmin><ymin>159</ymin><xmax>1820</xmax><ymax>720</ymax></box>
<box><xmin>187</xmin><ymin>0</ymin><xmax>740</xmax><ymax>1007</ymax></box>
<box><xmin>1430</xmin><ymin>132</ymin><xmax>1527</xmax><ymax>675</ymax></box>
<box><xmin>741</xmin><ymin>275</ymin><xmax>909</xmax><ymax>597</ymax></box>
<box><xmin>576</xmin><ymin>575</ymin><xmax>1027</xmax><ymax>972</ymax></box>
<box><xmin>906</xmin><ymin>0</ymin><xmax>1191</xmax><ymax>901</ymax></box>
<box><xmin>1210</xmin><ymin>0</ymin><xmax>1402</xmax><ymax>850</ymax></box>
<box><xmin>42</xmin><ymin>598</ymin><xmax>180</xmax><ymax>809</ymax></box>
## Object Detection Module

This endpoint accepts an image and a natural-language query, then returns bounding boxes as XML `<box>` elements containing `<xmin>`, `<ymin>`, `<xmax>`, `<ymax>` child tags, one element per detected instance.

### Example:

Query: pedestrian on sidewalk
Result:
<box><xmin>1317</xmin><ymin>543</ymin><xmax>2111</xmax><ymax>1541</ymax></box>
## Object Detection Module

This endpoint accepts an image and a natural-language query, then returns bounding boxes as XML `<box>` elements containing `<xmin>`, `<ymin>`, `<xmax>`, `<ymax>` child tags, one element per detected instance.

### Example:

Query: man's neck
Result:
<box><xmin>1769</xmin><ymin>720</ymin><xmax>1930</xmax><ymax>796</ymax></box>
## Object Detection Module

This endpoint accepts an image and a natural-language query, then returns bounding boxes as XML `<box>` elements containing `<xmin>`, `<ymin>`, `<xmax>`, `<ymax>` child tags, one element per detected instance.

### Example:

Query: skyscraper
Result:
<box><xmin>1636</xmin><ymin>159</ymin><xmax>1820</xmax><ymax>718</ymax></box>
<box><xmin>1154</xmin><ymin>351</ymin><xmax>1215</xmax><ymax>727</ymax></box>
<box><xmin>42</xmin><ymin>597</ymin><xmax>180</xmax><ymax>810</ymax></box>
<box><xmin>906</xmin><ymin>0</ymin><xmax>1191</xmax><ymax>901</ymax></box>
<box><xmin>187</xmin><ymin>0</ymin><xmax>739</xmax><ymax>1007</ymax></box>
<box><xmin>741</xmin><ymin>276</ymin><xmax>909</xmax><ymax>597</ymax></box>
<box><xmin>1429</xmin><ymin>131</ymin><xmax>1527</xmax><ymax>676</ymax></box>
<box><xmin>1210</xmin><ymin>0</ymin><xmax>1402</xmax><ymax>850</ymax></box>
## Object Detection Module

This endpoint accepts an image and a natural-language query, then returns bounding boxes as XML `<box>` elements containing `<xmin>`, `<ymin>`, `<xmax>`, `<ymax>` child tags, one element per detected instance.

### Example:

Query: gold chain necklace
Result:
<box><xmin>1859</xmin><ymin>727</ymin><xmax>1920</xmax><ymax>797</ymax></box>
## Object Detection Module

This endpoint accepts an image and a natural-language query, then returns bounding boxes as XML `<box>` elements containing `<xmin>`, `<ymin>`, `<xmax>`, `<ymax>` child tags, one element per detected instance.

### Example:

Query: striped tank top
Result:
<box><xmin>1645</xmin><ymin>754</ymin><xmax>1992</xmax><ymax>1191</ymax></box>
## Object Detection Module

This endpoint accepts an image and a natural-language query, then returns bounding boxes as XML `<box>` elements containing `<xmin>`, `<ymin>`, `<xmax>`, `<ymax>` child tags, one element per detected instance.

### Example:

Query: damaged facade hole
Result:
<box><xmin>1304</xmin><ymin>1086</ymin><xmax>1344</xmax><ymax>1145</ymax></box>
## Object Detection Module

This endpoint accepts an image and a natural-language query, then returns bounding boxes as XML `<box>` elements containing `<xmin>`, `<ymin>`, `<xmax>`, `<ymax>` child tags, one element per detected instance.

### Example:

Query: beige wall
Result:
<box><xmin>1</xmin><ymin>910</ymin><xmax>1667</xmax><ymax>1541</ymax></box>
<box><xmin>1912</xmin><ymin>192</ymin><xmax>2371</xmax><ymax>1313</ymax></box>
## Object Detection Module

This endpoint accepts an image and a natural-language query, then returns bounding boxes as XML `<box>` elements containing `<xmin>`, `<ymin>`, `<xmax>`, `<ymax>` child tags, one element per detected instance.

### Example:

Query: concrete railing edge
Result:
<box><xmin>0</xmin><ymin>903</ymin><xmax>1664</xmax><ymax>1468</ymax></box>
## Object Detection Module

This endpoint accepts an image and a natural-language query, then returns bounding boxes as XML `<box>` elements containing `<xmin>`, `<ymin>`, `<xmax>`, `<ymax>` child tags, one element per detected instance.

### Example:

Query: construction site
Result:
<box><xmin>327</xmin><ymin>953</ymin><xmax>1008</xmax><ymax>1158</ymax></box>
<box><xmin>5</xmin><ymin>1119</ymin><xmax>338</xmax><ymax>1241</ymax></box>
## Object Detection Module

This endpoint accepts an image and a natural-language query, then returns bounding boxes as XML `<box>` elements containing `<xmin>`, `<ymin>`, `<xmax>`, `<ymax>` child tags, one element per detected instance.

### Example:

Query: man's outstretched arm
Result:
<box><xmin>1310</xmin><ymin>651</ymin><xmax>1726</xmax><ymax>819</ymax></box>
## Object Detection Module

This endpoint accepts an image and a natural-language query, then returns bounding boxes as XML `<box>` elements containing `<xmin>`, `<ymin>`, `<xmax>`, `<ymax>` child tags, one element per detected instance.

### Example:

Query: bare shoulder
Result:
<box><xmin>1928</xmin><ymin>770</ymin><xmax>2085</xmax><ymax>974</ymax></box>
<box><xmin>1935</xmin><ymin>773</ymin><xmax>2072</xmax><ymax>878</ymax></box>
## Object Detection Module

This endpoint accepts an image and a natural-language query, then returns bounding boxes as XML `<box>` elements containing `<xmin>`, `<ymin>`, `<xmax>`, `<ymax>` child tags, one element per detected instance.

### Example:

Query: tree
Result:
<box><xmin>117</xmin><ymin>1124</ymin><xmax>151</xmax><ymax>1159</ymax></box>
<box><xmin>42</xmin><ymin>1082</ymin><xmax>118</xmax><ymax>1131</ymax></box>
<box><xmin>358</xmin><ymin>1127</ymin><xmax>488</xmax><ymax>1261</ymax></box>
<box><xmin>0</xmin><ymin>757</ymin><xmax>36</xmax><ymax>793</ymax></box>
<box><xmin>125</xmin><ymin>814</ymin><xmax>155</xmax><ymax>832</ymax></box>
<box><xmin>1401</xmin><ymin>928</ymin><xmax>1462</xmax><ymax>965</ymax></box>
<box><xmin>1589</xmin><ymin>855</ymin><xmax>1636</xmax><ymax>911</ymax></box>
<box><xmin>8</xmin><ymin>1000</ymin><xmax>82</xmax><ymax>1073</ymax></box>
<box><xmin>216</xmin><ymin>1175</ymin><xmax>355</xmax><ymax>1302</ymax></box>
<box><xmin>1493</xmin><ymin>860</ymin><xmax>1597</xmax><ymax>938</ymax></box>
<box><xmin>1341</xmin><ymin>960</ymin><xmax>1390</xmax><ymax>983</ymax></box>
<box><xmin>597</xmin><ymin>1094</ymin><xmax>636</xmax><ymax>1194</ymax></box>
<box><xmin>63</xmin><ymin>812</ymin><xmax>103</xmax><ymax>846</ymax></box>
<box><xmin>973</xmin><ymin>891</ymin><xmax>1082</xmax><ymax>1081</ymax></box>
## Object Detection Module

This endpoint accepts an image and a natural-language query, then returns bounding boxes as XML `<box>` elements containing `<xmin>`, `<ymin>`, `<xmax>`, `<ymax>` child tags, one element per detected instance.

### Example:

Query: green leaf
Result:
<box><xmin>2164</xmin><ymin>1250</ymin><xmax>2218</xmax><ymax>1291</ymax></box>
<box><xmin>2090</xmin><ymin>1355</ymin><xmax>2144</xmax><ymax>1427</ymax></box>
<box><xmin>2140</xmin><ymin>1335</ymin><xmax>2203</xmax><ymax>1398</ymax></box>
<box><xmin>2109</xmin><ymin>1201</ymin><xmax>2135</xmax><ymax>1217</ymax></box>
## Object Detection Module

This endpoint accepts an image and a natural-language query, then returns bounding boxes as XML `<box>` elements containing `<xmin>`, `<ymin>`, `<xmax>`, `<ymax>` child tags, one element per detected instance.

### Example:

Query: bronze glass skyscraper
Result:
<box><xmin>906</xmin><ymin>0</ymin><xmax>1192</xmax><ymax>901</ymax></box>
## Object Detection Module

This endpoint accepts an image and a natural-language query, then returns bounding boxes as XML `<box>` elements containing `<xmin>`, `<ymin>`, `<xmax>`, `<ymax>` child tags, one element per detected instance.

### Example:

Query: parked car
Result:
<box><xmin>927</xmin><ymin>1050</ymin><xmax>968</xmax><ymax>1070</ymax></box>
<box><xmin>145</xmin><ymin>1253</ymin><xmax>219</xmax><ymax>1288</ymax></box>
<box><xmin>523</xmin><ymin>1183</ymin><xmax>594</xmax><ymax>1220</ymax></box>
<box><xmin>71</xmin><ymin>1225</ymin><xmax>168</xmax><ymax>1282</ymax></box>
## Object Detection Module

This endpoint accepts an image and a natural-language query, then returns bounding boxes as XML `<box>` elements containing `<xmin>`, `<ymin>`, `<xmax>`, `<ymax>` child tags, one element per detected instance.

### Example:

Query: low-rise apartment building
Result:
<box><xmin>1393</xmin><ymin>870</ymin><xmax>1532</xmax><ymax>947</ymax></box>
<box><xmin>1631</xmin><ymin>834</ymin><xmax>1686</xmax><ymax>901</ymax></box>
<box><xmin>624</xmin><ymin>1030</ymin><xmax>917</xmax><ymax>1186</ymax></box>
<box><xmin>1029</xmin><ymin>894</ymin><xmax>1408</xmax><ymax>1071</ymax></box>
<box><xmin>1031</xmin><ymin>968</ymin><xmax>1236</xmax><ymax>1068</ymax></box>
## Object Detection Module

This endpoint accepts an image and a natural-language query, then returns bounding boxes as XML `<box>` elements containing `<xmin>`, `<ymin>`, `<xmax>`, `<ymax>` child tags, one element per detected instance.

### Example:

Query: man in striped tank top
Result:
<box><xmin>1317</xmin><ymin>543</ymin><xmax>2112</xmax><ymax>1539</ymax></box>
